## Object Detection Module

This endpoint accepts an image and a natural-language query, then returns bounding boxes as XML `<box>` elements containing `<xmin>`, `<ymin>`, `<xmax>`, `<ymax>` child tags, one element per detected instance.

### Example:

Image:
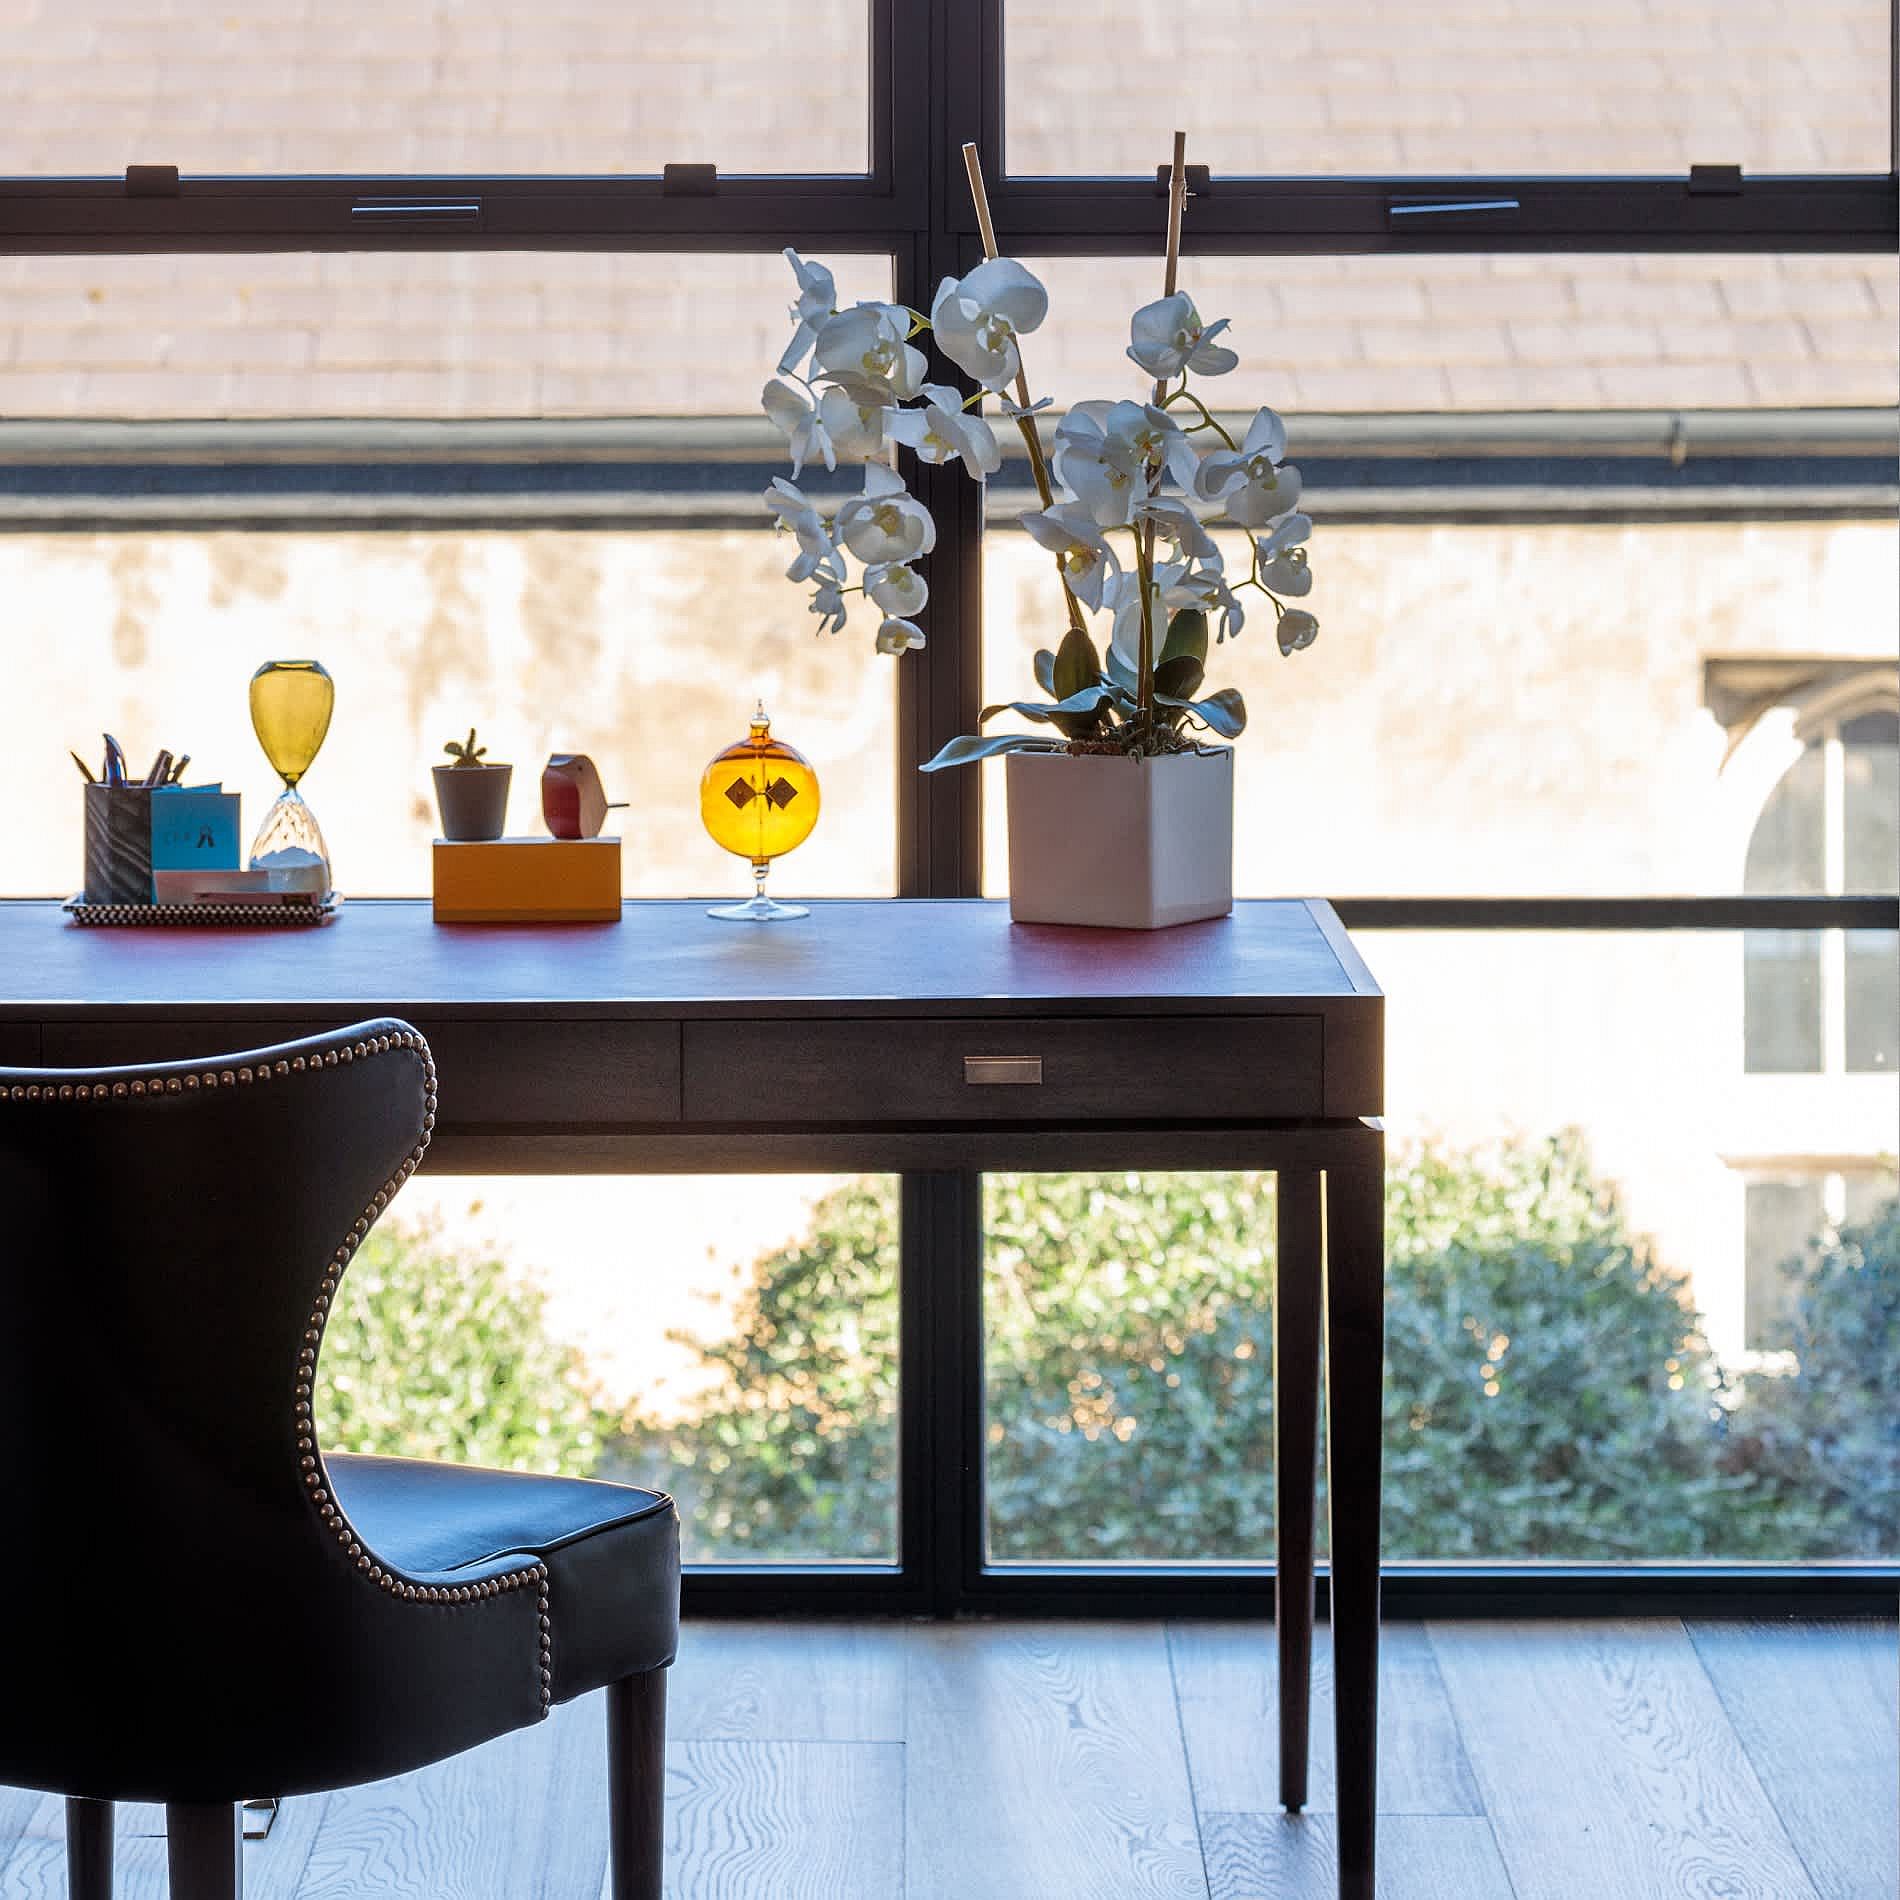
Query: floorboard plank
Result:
<box><xmin>1169</xmin><ymin>1621</ymin><xmax>1480</xmax><ymax>1817</ymax></box>
<box><xmin>1430</xmin><ymin>1618</ymin><xmax>1821</xmax><ymax>1900</ymax></box>
<box><xmin>647</xmin><ymin>1741</ymin><xmax>903</xmax><ymax>1900</ymax></box>
<box><xmin>1201</xmin><ymin>1812</ymin><xmax>1515</xmax><ymax>1900</ymax></box>
<box><xmin>295</xmin><ymin>1695</ymin><xmax>607</xmax><ymax>1900</ymax></box>
<box><xmin>0</xmin><ymin>1790</ymin><xmax>324</xmax><ymax>1900</ymax></box>
<box><xmin>906</xmin><ymin>1623</ymin><xmax>1207</xmax><ymax>1900</ymax></box>
<box><xmin>670</xmin><ymin>1620</ymin><xmax>908</xmax><ymax>1742</ymax></box>
<box><xmin>1686</xmin><ymin>1618</ymin><xmax>1900</xmax><ymax>1900</ymax></box>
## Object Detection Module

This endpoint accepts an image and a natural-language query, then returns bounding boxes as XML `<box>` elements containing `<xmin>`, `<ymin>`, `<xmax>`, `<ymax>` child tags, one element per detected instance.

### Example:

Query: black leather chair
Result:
<box><xmin>0</xmin><ymin>1020</ymin><xmax>680</xmax><ymax>1899</ymax></box>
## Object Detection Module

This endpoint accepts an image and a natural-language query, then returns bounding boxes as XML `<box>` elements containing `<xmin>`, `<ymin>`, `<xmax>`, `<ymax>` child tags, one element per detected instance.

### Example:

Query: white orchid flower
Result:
<box><xmin>777</xmin><ymin>249</ymin><xmax>838</xmax><ymax>375</ymax></box>
<box><xmin>875</xmin><ymin>616</ymin><xmax>927</xmax><ymax>655</ymax></box>
<box><xmin>809</xmin><ymin>578</ymin><xmax>850</xmax><ymax>636</ymax></box>
<box><xmin>1276</xmin><ymin>608</ymin><xmax>1320</xmax><ymax>656</ymax></box>
<box><xmin>1138</xmin><ymin>495</ymin><xmax>1221</xmax><ymax>564</ymax></box>
<box><xmin>930</xmin><ymin>258</ymin><xmax>1049</xmax><ymax>391</ymax></box>
<box><xmin>1051</xmin><ymin>406</ymin><xmax>1144</xmax><ymax>527</ymax></box>
<box><xmin>1195</xmin><ymin>408</ymin><xmax>1301</xmax><ymax>528</ymax></box>
<box><xmin>1020</xmin><ymin>500</ymin><xmax>1121</xmax><ymax>613</ymax></box>
<box><xmin>1193</xmin><ymin>408</ymin><xmax>1299</xmax><ymax>528</ymax></box>
<box><xmin>866</xmin><ymin>560</ymin><xmax>929</xmax><ymax>618</ymax></box>
<box><xmin>835</xmin><ymin>462</ymin><xmax>937</xmax><ymax>565</ymax></box>
<box><xmin>818</xmin><ymin>386</ymin><xmax>887</xmax><ymax>463</ymax></box>
<box><xmin>1105</xmin><ymin>400</ymin><xmax>1200</xmax><ymax>492</ymax></box>
<box><xmin>884</xmin><ymin>385</ymin><xmax>1002</xmax><ymax>477</ymax></box>
<box><xmin>1128</xmin><ymin>292</ymin><xmax>1238</xmax><ymax>380</ymax></box>
<box><xmin>814</xmin><ymin>303</ymin><xmax>928</xmax><ymax>405</ymax></box>
<box><xmin>1255</xmin><ymin>510</ymin><xmax>1313</xmax><ymax>593</ymax></box>
<box><xmin>764</xmin><ymin>476</ymin><xmax>843</xmax><ymax>584</ymax></box>
<box><xmin>762</xmin><ymin>377</ymin><xmax>836</xmax><ymax>477</ymax></box>
<box><xmin>1163</xmin><ymin>563</ymin><xmax>1247</xmax><ymax>642</ymax></box>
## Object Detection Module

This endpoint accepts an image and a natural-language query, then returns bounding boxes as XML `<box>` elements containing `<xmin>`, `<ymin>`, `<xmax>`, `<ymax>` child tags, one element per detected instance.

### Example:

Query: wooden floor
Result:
<box><xmin>2</xmin><ymin>1618</ymin><xmax>1893</xmax><ymax>1899</ymax></box>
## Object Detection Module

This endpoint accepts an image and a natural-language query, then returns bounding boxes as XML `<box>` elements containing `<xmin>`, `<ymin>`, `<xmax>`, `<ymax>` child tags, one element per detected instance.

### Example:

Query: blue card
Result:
<box><xmin>149</xmin><ymin>786</ymin><xmax>240</xmax><ymax>871</ymax></box>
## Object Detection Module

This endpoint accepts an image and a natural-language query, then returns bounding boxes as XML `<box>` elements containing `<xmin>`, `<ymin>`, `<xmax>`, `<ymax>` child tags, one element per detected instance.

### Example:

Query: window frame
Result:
<box><xmin>2</xmin><ymin>0</ymin><xmax>1896</xmax><ymax>1616</ymax></box>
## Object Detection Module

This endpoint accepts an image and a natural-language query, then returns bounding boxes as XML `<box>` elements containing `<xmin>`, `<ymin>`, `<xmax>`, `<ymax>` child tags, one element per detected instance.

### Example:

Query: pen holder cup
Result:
<box><xmin>84</xmin><ymin>784</ymin><xmax>155</xmax><ymax>905</ymax></box>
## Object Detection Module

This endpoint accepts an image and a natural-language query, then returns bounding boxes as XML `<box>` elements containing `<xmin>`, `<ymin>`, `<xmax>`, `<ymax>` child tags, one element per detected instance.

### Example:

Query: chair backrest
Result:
<box><xmin>0</xmin><ymin>1019</ymin><xmax>432</xmax><ymax>1795</ymax></box>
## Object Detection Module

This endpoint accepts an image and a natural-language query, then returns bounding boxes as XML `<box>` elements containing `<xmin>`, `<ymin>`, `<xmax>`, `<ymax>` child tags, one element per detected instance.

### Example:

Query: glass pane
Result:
<box><xmin>0</xmin><ymin>252</ymin><xmax>898</xmax><ymax>899</ymax></box>
<box><xmin>0</xmin><ymin>1</ymin><xmax>870</xmax><ymax>176</ymax></box>
<box><xmin>982</xmin><ymin>932</ymin><xmax>1900</xmax><ymax>1564</ymax></box>
<box><xmin>1744</xmin><ymin>932</ymin><xmax>1824</xmax><ymax>1073</ymax></box>
<box><xmin>1745</xmin><ymin>748</ymin><xmax>1826</xmax><ymax>896</ymax></box>
<box><xmin>1844</xmin><ymin>709</ymin><xmax>1900</xmax><ymax>893</ymax></box>
<box><xmin>1846</xmin><ymin>931</ymin><xmax>1899</xmax><ymax>1071</ymax></box>
<box><xmin>320</xmin><ymin>1173</ymin><xmax>900</xmax><ymax>1564</ymax></box>
<box><xmin>979</xmin><ymin>255</ymin><xmax>1898</xmax><ymax>900</ymax></box>
<box><xmin>1002</xmin><ymin>0</ymin><xmax>1889</xmax><ymax>176</ymax></box>
<box><xmin>1745</xmin><ymin>1178</ymin><xmax>1824</xmax><ymax>1349</ymax></box>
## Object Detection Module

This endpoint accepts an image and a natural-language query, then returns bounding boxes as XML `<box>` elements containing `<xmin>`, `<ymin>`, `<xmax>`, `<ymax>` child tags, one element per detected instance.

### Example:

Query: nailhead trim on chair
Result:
<box><xmin>5</xmin><ymin>1025</ymin><xmax>555</xmax><ymax>1715</ymax></box>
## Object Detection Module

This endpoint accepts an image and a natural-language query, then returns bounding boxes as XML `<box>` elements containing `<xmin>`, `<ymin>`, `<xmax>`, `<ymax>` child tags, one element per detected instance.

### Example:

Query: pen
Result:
<box><xmin>102</xmin><ymin>735</ymin><xmax>126</xmax><ymax>787</ymax></box>
<box><xmin>166</xmin><ymin>754</ymin><xmax>190</xmax><ymax>784</ymax></box>
<box><xmin>70</xmin><ymin>749</ymin><xmax>96</xmax><ymax>784</ymax></box>
<box><xmin>144</xmin><ymin>749</ymin><xmax>173</xmax><ymax>788</ymax></box>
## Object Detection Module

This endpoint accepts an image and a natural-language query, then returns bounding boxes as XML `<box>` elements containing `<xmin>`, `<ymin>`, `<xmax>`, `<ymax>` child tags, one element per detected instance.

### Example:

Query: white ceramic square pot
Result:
<box><xmin>1004</xmin><ymin>746</ymin><xmax>1234</xmax><ymax>929</ymax></box>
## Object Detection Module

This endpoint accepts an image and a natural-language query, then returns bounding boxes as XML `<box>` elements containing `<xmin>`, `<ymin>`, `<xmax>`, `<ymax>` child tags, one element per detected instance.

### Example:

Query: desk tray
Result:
<box><xmin>63</xmin><ymin>894</ymin><xmax>342</xmax><ymax>928</ymax></box>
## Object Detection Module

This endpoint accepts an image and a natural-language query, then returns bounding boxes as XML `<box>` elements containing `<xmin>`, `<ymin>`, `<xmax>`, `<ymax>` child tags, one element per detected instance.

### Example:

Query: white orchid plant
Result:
<box><xmin>762</xmin><ymin>147</ymin><xmax>1318</xmax><ymax>771</ymax></box>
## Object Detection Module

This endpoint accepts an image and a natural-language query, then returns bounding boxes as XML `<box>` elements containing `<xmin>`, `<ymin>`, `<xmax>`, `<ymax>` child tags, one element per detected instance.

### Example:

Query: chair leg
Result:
<box><xmin>65</xmin><ymin>1796</ymin><xmax>113</xmax><ymax>1900</ymax></box>
<box><xmin>165</xmin><ymin>1802</ymin><xmax>242</xmax><ymax>1900</ymax></box>
<box><xmin>607</xmin><ymin>1668</ymin><xmax>668</xmax><ymax>1900</ymax></box>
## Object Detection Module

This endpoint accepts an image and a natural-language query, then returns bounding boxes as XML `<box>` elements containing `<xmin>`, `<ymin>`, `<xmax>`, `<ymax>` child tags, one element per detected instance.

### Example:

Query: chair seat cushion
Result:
<box><xmin>327</xmin><ymin>1454</ymin><xmax>679</xmax><ymax>1702</ymax></box>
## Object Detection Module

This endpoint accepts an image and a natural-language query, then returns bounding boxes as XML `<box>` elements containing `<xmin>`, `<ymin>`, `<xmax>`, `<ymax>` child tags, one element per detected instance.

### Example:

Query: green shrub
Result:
<box><xmin>621</xmin><ymin>1140</ymin><xmax>1895</xmax><ymax>1563</ymax></box>
<box><xmin>316</xmin><ymin>1217</ymin><xmax>617</xmax><ymax>1476</ymax></box>
<box><xmin>1725</xmin><ymin>1197</ymin><xmax>1900</xmax><ymax>1557</ymax></box>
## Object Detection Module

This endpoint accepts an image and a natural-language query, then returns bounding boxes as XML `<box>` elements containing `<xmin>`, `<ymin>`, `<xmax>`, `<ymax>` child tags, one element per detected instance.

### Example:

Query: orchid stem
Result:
<box><xmin>962</xmin><ymin>140</ymin><xmax>1086</xmax><ymax>637</ymax></box>
<box><xmin>1137</xmin><ymin>131</ymin><xmax>1189</xmax><ymax>722</ymax></box>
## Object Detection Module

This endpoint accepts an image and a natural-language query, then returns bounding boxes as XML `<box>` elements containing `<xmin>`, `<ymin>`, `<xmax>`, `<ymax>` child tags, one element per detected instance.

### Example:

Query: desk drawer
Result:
<box><xmin>683</xmin><ymin>1016</ymin><xmax>1321</xmax><ymax>1124</ymax></box>
<box><xmin>38</xmin><ymin>1018</ymin><xmax>680</xmax><ymax>1127</ymax></box>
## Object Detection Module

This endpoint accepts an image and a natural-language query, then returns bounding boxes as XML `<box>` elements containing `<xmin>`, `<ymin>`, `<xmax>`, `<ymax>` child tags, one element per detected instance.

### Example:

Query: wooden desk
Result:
<box><xmin>0</xmin><ymin>896</ymin><xmax>1386</xmax><ymax>1900</ymax></box>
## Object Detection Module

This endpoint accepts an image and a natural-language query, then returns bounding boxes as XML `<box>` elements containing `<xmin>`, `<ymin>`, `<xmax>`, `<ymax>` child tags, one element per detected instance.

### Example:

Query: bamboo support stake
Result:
<box><xmin>1136</xmin><ymin>130</ymin><xmax>1191</xmax><ymax>723</ymax></box>
<box><xmin>959</xmin><ymin>141</ymin><xmax>1086</xmax><ymax>636</ymax></box>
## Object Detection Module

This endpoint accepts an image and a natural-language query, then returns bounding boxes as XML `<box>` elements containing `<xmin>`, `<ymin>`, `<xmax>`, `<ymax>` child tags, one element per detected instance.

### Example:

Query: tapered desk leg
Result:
<box><xmin>65</xmin><ymin>1796</ymin><xmax>112</xmax><ymax>1900</ymax></box>
<box><xmin>1325</xmin><ymin>1151</ymin><xmax>1384</xmax><ymax>1900</ymax></box>
<box><xmin>166</xmin><ymin>1802</ymin><xmax>242</xmax><ymax>1900</ymax></box>
<box><xmin>1274</xmin><ymin>1170</ymin><xmax>1323</xmax><ymax>1812</ymax></box>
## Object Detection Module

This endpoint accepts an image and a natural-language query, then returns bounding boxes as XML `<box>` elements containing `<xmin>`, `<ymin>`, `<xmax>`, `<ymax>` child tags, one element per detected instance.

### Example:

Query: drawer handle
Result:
<box><xmin>964</xmin><ymin>1055</ymin><xmax>1043</xmax><ymax>1085</ymax></box>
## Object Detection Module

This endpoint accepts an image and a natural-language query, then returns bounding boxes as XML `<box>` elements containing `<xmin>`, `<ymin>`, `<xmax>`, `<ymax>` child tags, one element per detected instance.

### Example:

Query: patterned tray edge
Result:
<box><xmin>63</xmin><ymin>894</ymin><xmax>343</xmax><ymax>928</ymax></box>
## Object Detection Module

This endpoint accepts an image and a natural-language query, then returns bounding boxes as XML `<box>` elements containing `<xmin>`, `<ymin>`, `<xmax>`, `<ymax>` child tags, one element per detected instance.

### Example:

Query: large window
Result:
<box><xmin>2</xmin><ymin>0</ymin><xmax>1894</xmax><ymax>1607</ymax></box>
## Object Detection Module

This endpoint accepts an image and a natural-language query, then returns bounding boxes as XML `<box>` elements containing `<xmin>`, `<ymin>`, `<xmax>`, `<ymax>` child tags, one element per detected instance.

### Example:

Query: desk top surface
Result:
<box><xmin>0</xmin><ymin>897</ymin><xmax>1378</xmax><ymax>1018</ymax></box>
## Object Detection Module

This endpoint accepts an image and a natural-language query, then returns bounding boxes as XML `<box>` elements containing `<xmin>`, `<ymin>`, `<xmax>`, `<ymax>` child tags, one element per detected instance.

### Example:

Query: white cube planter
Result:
<box><xmin>1004</xmin><ymin>747</ymin><xmax>1234</xmax><ymax>930</ymax></box>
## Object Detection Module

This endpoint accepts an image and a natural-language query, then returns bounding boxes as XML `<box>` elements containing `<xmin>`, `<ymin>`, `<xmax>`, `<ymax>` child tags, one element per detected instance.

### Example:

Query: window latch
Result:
<box><xmin>1688</xmin><ymin>163</ymin><xmax>1744</xmax><ymax>195</ymax></box>
<box><xmin>662</xmin><ymin>163</ymin><xmax>718</xmax><ymax>197</ymax></box>
<box><xmin>350</xmin><ymin>197</ymin><xmax>484</xmax><ymax>225</ymax></box>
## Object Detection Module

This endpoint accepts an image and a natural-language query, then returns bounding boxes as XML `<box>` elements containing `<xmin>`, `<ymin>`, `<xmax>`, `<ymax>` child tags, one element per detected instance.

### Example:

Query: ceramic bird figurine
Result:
<box><xmin>541</xmin><ymin>753</ymin><xmax>625</xmax><ymax>840</ymax></box>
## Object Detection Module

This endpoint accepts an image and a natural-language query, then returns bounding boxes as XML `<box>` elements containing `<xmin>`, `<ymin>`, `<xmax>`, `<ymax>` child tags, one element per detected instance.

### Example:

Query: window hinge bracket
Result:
<box><xmin>662</xmin><ymin>162</ymin><xmax>718</xmax><ymax>197</ymax></box>
<box><xmin>1154</xmin><ymin>163</ymin><xmax>1212</xmax><ymax>198</ymax></box>
<box><xmin>1688</xmin><ymin>163</ymin><xmax>1744</xmax><ymax>195</ymax></box>
<box><xmin>124</xmin><ymin>165</ymin><xmax>180</xmax><ymax>198</ymax></box>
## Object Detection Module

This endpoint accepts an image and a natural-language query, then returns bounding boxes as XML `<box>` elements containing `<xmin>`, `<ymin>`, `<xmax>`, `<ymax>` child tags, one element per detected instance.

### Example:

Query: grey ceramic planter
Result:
<box><xmin>432</xmin><ymin>763</ymin><xmax>512</xmax><ymax>842</ymax></box>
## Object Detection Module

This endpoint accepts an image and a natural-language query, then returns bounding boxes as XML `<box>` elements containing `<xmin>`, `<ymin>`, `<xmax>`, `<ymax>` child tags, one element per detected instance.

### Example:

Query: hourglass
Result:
<box><xmin>248</xmin><ymin>659</ymin><xmax>335</xmax><ymax>892</ymax></box>
<box><xmin>699</xmin><ymin>702</ymin><xmax>820</xmax><ymax>921</ymax></box>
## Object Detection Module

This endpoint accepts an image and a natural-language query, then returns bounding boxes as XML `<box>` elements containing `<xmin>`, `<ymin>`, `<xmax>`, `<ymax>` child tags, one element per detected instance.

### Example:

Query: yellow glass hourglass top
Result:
<box><xmin>249</xmin><ymin>659</ymin><xmax>334</xmax><ymax>789</ymax></box>
<box><xmin>699</xmin><ymin>705</ymin><xmax>821</xmax><ymax>866</ymax></box>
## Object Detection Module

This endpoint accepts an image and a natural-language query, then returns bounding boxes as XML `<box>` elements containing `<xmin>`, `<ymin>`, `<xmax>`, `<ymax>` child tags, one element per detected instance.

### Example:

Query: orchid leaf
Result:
<box><xmin>1033</xmin><ymin>648</ymin><xmax>1059</xmax><ymax>697</ymax></box>
<box><xmin>1103</xmin><ymin>641</ymin><xmax>1138</xmax><ymax>693</ymax></box>
<box><xmin>1052</xmin><ymin>623</ymin><xmax>1102</xmax><ymax>700</ymax></box>
<box><xmin>920</xmin><ymin>731</ymin><xmax>1064</xmax><ymax>773</ymax></box>
<box><xmin>1154</xmin><ymin>685</ymin><xmax>1247</xmax><ymax>739</ymax></box>
<box><xmin>1159</xmin><ymin>607</ymin><xmax>1209</xmax><ymax>669</ymax></box>
<box><xmin>980</xmin><ymin>684</ymin><xmax>1112</xmax><ymax>725</ymax></box>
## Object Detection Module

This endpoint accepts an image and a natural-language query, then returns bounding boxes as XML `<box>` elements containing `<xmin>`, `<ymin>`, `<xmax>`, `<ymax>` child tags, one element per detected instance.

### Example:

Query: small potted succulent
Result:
<box><xmin>432</xmin><ymin>728</ymin><xmax>512</xmax><ymax>842</ymax></box>
<box><xmin>759</xmin><ymin>136</ymin><xmax>1319</xmax><ymax>929</ymax></box>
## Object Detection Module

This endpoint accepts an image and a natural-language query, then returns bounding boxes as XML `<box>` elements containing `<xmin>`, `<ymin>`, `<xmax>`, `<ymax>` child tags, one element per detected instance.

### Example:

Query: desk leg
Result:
<box><xmin>1273</xmin><ymin>1169</ymin><xmax>1323</xmax><ymax>1811</ymax></box>
<box><xmin>1325</xmin><ymin>1153</ymin><xmax>1384</xmax><ymax>1900</ymax></box>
